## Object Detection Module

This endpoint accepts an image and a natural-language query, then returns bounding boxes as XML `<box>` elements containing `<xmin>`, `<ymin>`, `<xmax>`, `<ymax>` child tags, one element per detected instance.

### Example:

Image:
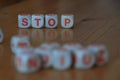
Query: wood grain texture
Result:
<box><xmin>0</xmin><ymin>0</ymin><xmax>120</xmax><ymax>80</ymax></box>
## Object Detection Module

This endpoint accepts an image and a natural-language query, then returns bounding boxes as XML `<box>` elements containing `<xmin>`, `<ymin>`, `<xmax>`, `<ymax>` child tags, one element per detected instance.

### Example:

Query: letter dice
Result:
<box><xmin>52</xmin><ymin>48</ymin><xmax>72</xmax><ymax>70</ymax></box>
<box><xmin>41</xmin><ymin>42</ymin><xmax>60</xmax><ymax>50</ymax></box>
<box><xmin>35</xmin><ymin>47</ymin><xmax>53</xmax><ymax>68</ymax></box>
<box><xmin>11</xmin><ymin>35</ymin><xmax>31</xmax><ymax>54</ymax></box>
<box><xmin>45</xmin><ymin>14</ymin><xmax>58</xmax><ymax>28</ymax></box>
<box><xmin>32</xmin><ymin>14</ymin><xmax>44</xmax><ymax>28</ymax></box>
<box><xmin>61</xmin><ymin>15</ymin><xmax>74</xmax><ymax>28</ymax></box>
<box><xmin>63</xmin><ymin>43</ymin><xmax>82</xmax><ymax>52</ymax></box>
<box><xmin>14</xmin><ymin>53</ymin><xmax>41</xmax><ymax>74</ymax></box>
<box><xmin>87</xmin><ymin>44</ymin><xmax>109</xmax><ymax>66</ymax></box>
<box><xmin>18</xmin><ymin>15</ymin><xmax>31</xmax><ymax>28</ymax></box>
<box><xmin>73</xmin><ymin>48</ymin><xmax>96</xmax><ymax>69</ymax></box>
<box><xmin>0</xmin><ymin>29</ymin><xmax>3</xmax><ymax>43</ymax></box>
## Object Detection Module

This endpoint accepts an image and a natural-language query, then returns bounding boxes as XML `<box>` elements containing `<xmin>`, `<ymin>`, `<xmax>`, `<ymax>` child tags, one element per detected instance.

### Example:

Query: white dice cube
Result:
<box><xmin>45</xmin><ymin>14</ymin><xmax>58</xmax><ymax>28</ymax></box>
<box><xmin>32</xmin><ymin>14</ymin><xmax>44</xmax><ymax>28</ymax></box>
<box><xmin>18</xmin><ymin>15</ymin><xmax>31</xmax><ymax>28</ymax></box>
<box><xmin>11</xmin><ymin>35</ymin><xmax>31</xmax><ymax>54</ymax></box>
<box><xmin>0</xmin><ymin>29</ymin><xmax>4</xmax><ymax>43</ymax></box>
<box><xmin>61</xmin><ymin>15</ymin><xmax>74</xmax><ymax>28</ymax></box>
<box><xmin>73</xmin><ymin>48</ymin><xmax>96</xmax><ymax>69</ymax></box>
<box><xmin>35</xmin><ymin>47</ymin><xmax>53</xmax><ymax>68</ymax></box>
<box><xmin>63</xmin><ymin>43</ymin><xmax>82</xmax><ymax>52</ymax></box>
<box><xmin>14</xmin><ymin>53</ymin><xmax>41</xmax><ymax>74</ymax></box>
<box><xmin>52</xmin><ymin>48</ymin><xmax>72</xmax><ymax>70</ymax></box>
<box><xmin>41</xmin><ymin>42</ymin><xmax>60</xmax><ymax>51</ymax></box>
<box><xmin>87</xmin><ymin>44</ymin><xmax>109</xmax><ymax>66</ymax></box>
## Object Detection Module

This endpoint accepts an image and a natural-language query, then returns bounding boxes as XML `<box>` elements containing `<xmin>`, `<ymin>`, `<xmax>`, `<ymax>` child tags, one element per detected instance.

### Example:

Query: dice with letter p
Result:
<box><xmin>61</xmin><ymin>15</ymin><xmax>74</xmax><ymax>28</ymax></box>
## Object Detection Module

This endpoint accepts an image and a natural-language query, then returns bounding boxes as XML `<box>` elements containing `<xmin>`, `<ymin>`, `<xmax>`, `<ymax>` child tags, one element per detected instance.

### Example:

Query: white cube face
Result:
<box><xmin>41</xmin><ymin>42</ymin><xmax>60</xmax><ymax>50</ymax></box>
<box><xmin>32</xmin><ymin>14</ymin><xmax>44</xmax><ymax>28</ymax></box>
<box><xmin>11</xmin><ymin>36</ymin><xmax>30</xmax><ymax>54</ymax></box>
<box><xmin>0</xmin><ymin>29</ymin><xmax>3</xmax><ymax>43</ymax></box>
<box><xmin>14</xmin><ymin>54</ymin><xmax>41</xmax><ymax>74</ymax></box>
<box><xmin>45</xmin><ymin>14</ymin><xmax>58</xmax><ymax>28</ymax></box>
<box><xmin>74</xmin><ymin>49</ymin><xmax>96</xmax><ymax>69</ymax></box>
<box><xmin>63</xmin><ymin>43</ymin><xmax>82</xmax><ymax>52</ymax></box>
<box><xmin>87</xmin><ymin>45</ymin><xmax>109</xmax><ymax>66</ymax></box>
<box><xmin>35</xmin><ymin>47</ymin><xmax>53</xmax><ymax>68</ymax></box>
<box><xmin>53</xmin><ymin>48</ymin><xmax>72</xmax><ymax>70</ymax></box>
<box><xmin>18</xmin><ymin>15</ymin><xmax>31</xmax><ymax>28</ymax></box>
<box><xmin>14</xmin><ymin>47</ymin><xmax>34</xmax><ymax>56</ymax></box>
<box><xmin>61</xmin><ymin>15</ymin><xmax>74</xmax><ymax>28</ymax></box>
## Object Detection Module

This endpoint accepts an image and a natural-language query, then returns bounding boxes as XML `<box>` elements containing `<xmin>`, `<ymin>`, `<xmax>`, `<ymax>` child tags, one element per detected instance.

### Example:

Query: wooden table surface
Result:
<box><xmin>0</xmin><ymin>0</ymin><xmax>120</xmax><ymax>80</ymax></box>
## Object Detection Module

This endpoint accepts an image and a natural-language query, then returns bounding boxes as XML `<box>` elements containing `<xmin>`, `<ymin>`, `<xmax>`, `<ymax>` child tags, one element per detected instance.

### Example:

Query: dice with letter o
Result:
<box><xmin>87</xmin><ymin>44</ymin><xmax>109</xmax><ymax>66</ymax></box>
<box><xmin>52</xmin><ymin>48</ymin><xmax>72</xmax><ymax>70</ymax></box>
<box><xmin>73</xmin><ymin>48</ymin><xmax>96</xmax><ymax>69</ymax></box>
<box><xmin>61</xmin><ymin>15</ymin><xmax>74</xmax><ymax>28</ymax></box>
<box><xmin>45</xmin><ymin>14</ymin><xmax>58</xmax><ymax>28</ymax></box>
<box><xmin>32</xmin><ymin>14</ymin><xmax>44</xmax><ymax>28</ymax></box>
<box><xmin>0</xmin><ymin>29</ymin><xmax>4</xmax><ymax>43</ymax></box>
<box><xmin>14</xmin><ymin>53</ymin><xmax>41</xmax><ymax>74</ymax></box>
<box><xmin>11</xmin><ymin>35</ymin><xmax>31</xmax><ymax>54</ymax></box>
<box><xmin>35</xmin><ymin>46</ymin><xmax>53</xmax><ymax>68</ymax></box>
<box><xmin>18</xmin><ymin>14</ymin><xmax>31</xmax><ymax>28</ymax></box>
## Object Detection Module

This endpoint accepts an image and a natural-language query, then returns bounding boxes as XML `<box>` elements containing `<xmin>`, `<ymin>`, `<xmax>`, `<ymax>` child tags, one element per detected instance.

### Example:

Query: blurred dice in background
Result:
<box><xmin>35</xmin><ymin>46</ymin><xmax>53</xmax><ymax>68</ymax></box>
<box><xmin>73</xmin><ymin>48</ymin><xmax>96</xmax><ymax>69</ymax></box>
<box><xmin>87</xmin><ymin>44</ymin><xmax>109</xmax><ymax>66</ymax></box>
<box><xmin>41</xmin><ymin>42</ymin><xmax>60</xmax><ymax>50</ymax></box>
<box><xmin>0</xmin><ymin>29</ymin><xmax>3</xmax><ymax>43</ymax></box>
<box><xmin>10</xmin><ymin>34</ymin><xmax>109</xmax><ymax>73</ymax></box>
<box><xmin>11</xmin><ymin>35</ymin><xmax>31</xmax><ymax>54</ymax></box>
<box><xmin>63</xmin><ymin>43</ymin><xmax>82</xmax><ymax>52</ymax></box>
<box><xmin>14</xmin><ymin>53</ymin><xmax>41</xmax><ymax>74</ymax></box>
<box><xmin>52</xmin><ymin>48</ymin><xmax>72</xmax><ymax>70</ymax></box>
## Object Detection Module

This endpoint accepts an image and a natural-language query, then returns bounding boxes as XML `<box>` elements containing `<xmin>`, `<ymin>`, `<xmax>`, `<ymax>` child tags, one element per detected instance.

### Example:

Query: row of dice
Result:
<box><xmin>18</xmin><ymin>14</ymin><xmax>74</xmax><ymax>29</ymax></box>
<box><xmin>0</xmin><ymin>28</ymin><xmax>3</xmax><ymax>43</ymax></box>
<box><xmin>11</xmin><ymin>35</ymin><xmax>109</xmax><ymax>74</ymax></box>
